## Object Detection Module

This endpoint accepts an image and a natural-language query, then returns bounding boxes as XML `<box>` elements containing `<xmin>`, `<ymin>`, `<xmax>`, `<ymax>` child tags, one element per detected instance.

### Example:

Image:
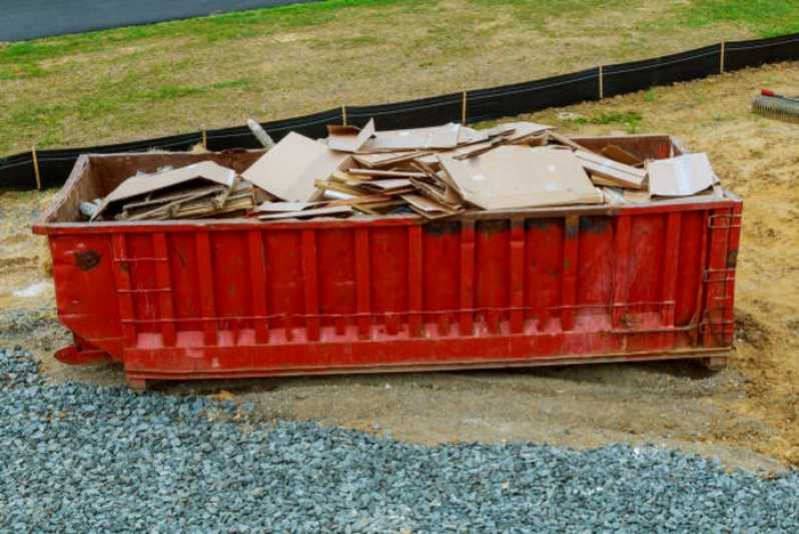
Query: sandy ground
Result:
<box><xmin>1</xmin><ymin>62</ymin><xmax>797</xmax><ymax>473</ymax></box>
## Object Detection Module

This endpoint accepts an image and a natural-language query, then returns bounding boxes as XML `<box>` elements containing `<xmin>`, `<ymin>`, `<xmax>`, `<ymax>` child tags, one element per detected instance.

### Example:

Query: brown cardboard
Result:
<box><xmin>362</xmin><ymin>123</ymin><xmax>462</xmax><ymax>151</ymax></box>
<box><xmin>327</xmin><ymin>119</ymin><xmax>375</xmax><ymax>153</ymax></box>
<box><xmin>647</xmin><ymin>153</ymin><xmax>715</xmax><ymax>197</ymax></box>
<box><xmin>575</xmin><ymin>150</ymin><xmax>646</xmax><ymax>190</ymax></box>
<box><xmin>242</xmin><ymin>132</ymin><xmax>350</xmax><ymax>201</ymax></box>
<box><xmin>439</xmin><ymin>147</ymin><xmax>603</xmax><ymax>210</ymax></box>
<box><xmin>104</xmin><ymin>161</ymin><xmax>236</xmax><ymax>205</ymax></box>
<box><xmin>401</xmin><ymin>194</ymin><xmax>460</xmax><ymax>219</ymax></box>
<box><xmin>93</xmin><ymin>161</ymin><xmax>237</xmax><ymax>220</ymax></box>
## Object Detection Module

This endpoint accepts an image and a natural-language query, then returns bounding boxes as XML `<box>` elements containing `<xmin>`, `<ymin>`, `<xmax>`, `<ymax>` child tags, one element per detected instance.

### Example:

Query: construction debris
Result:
<box><xmin>87</xmin><ymin>119</ymin><xmax>725</xmax><ymax>223</ymax></box>
<box><xmin>90</xmin><ymin>161</ymin><xmax>255</xmax><ymax>221</ymax></box>
<box><xmin>647</xmin><ymin>153</ymin><xmax>716</xmax><ymax>197</ymax></box>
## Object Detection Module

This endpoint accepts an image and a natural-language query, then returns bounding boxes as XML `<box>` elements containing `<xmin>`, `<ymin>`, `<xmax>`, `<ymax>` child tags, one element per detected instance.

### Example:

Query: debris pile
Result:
<box><xmin>90</xmin><ymin>161</ymin><xmax>256</xmax><ymax>221</ymax></box>
<box><xmin>87</xmin><ymin>119</ymin><xmax>722</xmax><ymax>222</ymax></box>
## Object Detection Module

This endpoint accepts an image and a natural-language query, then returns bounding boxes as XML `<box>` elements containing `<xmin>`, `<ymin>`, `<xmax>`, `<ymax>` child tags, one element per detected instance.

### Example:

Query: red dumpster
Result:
<box><xmin>33</xmin><ymin>135</ymin><xmax>742</xmax><ymax>389</ymax></box>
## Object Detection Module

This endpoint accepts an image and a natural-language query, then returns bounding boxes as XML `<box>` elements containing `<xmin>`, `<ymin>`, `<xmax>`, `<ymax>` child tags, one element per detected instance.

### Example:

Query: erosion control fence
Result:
<box><xmin>2</xmin><ymin>33</ymin><xmax>797</xmax><ymax>190</ymax></box>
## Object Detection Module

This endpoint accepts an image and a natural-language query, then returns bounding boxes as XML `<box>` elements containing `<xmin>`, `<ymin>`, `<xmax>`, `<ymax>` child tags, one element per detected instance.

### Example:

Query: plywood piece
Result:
<box><xmin>647</xmin><ymin>153</ymin><xmax>715</xmax><ymax>197</ymax></box>
<box><xmin>242</xmin><ymin>132</ymin><xmax>350</xmax><ymax>201</ymax></box>
<box><xmin>258</xmin><ymin>205</ymin><xmax>353</xmax><ymax>220</ymax></box>
<box><xmin>439</xmin><ymin>147</ymin><xmax>603</xmax><ymax>210</ymax></box>
<box><xmin>575</xmin><ymin>150</ymin><xmax>647</xmax><ymax>190</ymax></box>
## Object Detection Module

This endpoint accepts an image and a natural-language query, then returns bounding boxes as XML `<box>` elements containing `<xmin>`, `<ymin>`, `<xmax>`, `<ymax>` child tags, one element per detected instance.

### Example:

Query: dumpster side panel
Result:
<box><xmin>44</xmin><ymin>202</ymin><xmax>741</xmax><ymax>381</ymax></box>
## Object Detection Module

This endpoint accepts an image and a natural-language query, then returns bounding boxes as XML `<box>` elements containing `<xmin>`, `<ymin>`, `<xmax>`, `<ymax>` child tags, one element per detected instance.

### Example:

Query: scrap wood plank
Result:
<box><xmin>575</xmin><ymin>150</ymin><xmax>647</xmax><ymax>190</ymax></box>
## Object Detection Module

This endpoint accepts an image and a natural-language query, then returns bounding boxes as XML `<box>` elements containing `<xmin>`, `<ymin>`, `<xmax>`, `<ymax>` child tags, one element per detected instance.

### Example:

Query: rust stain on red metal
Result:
<box><xmin>74</xmin><ymin>250</ymin><xmax>101</xmax><ymax>271</ymax></box>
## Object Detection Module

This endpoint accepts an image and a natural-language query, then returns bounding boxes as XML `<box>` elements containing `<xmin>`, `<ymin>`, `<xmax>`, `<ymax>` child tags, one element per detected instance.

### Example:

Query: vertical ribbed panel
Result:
<box><xmin>459</xmin><ymin>221</ymin><xmax>475</xmax><ymax>336</ymax></box>
<box><xmin>248</xmin><ymin>229</ymin><xmax>268</xmax><ymax>344</ymax></box>
<box><xmin>355</xmin><ymin>228</ymin><xmax>371</xmax><ymax>339</ymax></box>
<box><xmin>509</xmin><ymin>219</ymin><xmax>525</xmax><ymax>334</ymax></box>
<box><xmin>561</xmin><ymin>216</ymin><xmax>579</xmax><ymax>331</ymax></box>
<box><xmin>704</xmin><ymin>208</ymin><xmax>732</xmax><ymax>347</ymax></box>
<box><xmin>302</xmin><ymin>229</ymin><xmax>320</xmax><ymax>342</ymax></box>
<box><xmin>724</xmin><ymin>204</ymin><xmax>743</xmax><ymax>345</ymax></box>
<box><xmin>408</xmin><ymin>226</ymin><xmax>423</xmax><ymax>338</ymax></box>
<box><xmin>195</xmin><ymin>232</ymin><xmax>217</xmax><ymax>345</ymax></box>
<box><xmin>661</xmin><ymin>213</ymin><xmax>682</xmax><ymax>346</ymax></box>
<box><xmin>612</xmin><ymin>216</ymin><xmax>632</xmax><ymax>328</ymax></box>
<box><xmin>152</xmin><ymin>232</ymin><xmax>176</xmax><ymax>346</ymax></box>
<box><xmin>111</xmin><ymin>234</ymin><xmax>136</xmax><ymax>346</ymax></box>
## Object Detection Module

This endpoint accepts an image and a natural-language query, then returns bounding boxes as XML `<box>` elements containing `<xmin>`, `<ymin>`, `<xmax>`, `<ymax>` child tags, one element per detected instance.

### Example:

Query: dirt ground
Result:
<box><xmin>1</xmin><ymin>62</ymin><xmax>797</xmax><ymax>473</ymax></box>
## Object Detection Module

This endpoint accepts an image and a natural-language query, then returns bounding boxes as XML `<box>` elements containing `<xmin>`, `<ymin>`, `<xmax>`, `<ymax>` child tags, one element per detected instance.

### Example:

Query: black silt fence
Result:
<box><xmin>2</xmin><ymin>32</ymin><xmax>797</xmax><ymax>190</ymax></box>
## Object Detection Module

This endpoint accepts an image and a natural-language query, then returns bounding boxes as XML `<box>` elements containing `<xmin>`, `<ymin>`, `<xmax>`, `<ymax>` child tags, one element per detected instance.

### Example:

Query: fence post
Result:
<box><xmin>32</xmin><ymin>145</ymin><xmax>42</xmax><ymax>191</ymax></box>
<box><xmin>342</xmin><ymin>105</ymin><xmax>348</xmax><ymax>126</ymax></box>
<box><xmin>720</xmin><ymin>40</ymin><xmax>726</xmax><ymax>73</ymax></box>
<box><xmin>201</xmin><ymin>127</ymin><xmax>208</xmax><ymax>151</ymax></box>
<box><xmin>598</xmin><ymin>65</ymin><xmax>604</xmax><ymax>100</ymax></box>
<box><xmin>461</xmin><ymin>90</ymin><xmax>468</xmax><ymax>125</ymax></box>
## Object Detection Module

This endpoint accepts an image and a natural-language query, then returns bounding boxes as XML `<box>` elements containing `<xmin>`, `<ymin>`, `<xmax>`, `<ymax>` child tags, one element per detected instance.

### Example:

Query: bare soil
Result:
<box><xmin>1</xmin><ymin>62</ymin><xmax>797</xmax><ymax>473</ymax></box>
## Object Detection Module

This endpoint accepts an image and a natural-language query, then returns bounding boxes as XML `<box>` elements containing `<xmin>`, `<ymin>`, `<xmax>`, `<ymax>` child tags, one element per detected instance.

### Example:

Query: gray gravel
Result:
<box><xmin>0</xmin><ymin>346</ymin><xmax>797</xmax><ymax>532</ymax></box>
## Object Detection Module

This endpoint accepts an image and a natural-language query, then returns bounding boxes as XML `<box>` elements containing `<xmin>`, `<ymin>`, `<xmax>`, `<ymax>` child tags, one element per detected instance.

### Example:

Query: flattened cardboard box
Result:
<box><xmin>93</xmin><ymin>161</ymin><xmax>237</xmax><ymax>220</ymax></box>
<box><xmin>647</xmin><ymin>153</ymin><xmax>715</xmax><ymax>197</ymax></box>
<box><xmin>440</xmin><ymin>146</ymin><xmax>603</xmax><ymax>210</ymax></box>
<box><xmin>242</xmin><ymin>132</ymin><xmax>351</xmax><ymax>201</ymax></box>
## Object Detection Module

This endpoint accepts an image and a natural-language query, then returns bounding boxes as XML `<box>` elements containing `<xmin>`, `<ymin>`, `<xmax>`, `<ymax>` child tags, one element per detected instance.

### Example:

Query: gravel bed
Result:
<box><xmin>0</xmin><ymin>347</ymin><xmax>797</xmax><ymax>532</ymax></box>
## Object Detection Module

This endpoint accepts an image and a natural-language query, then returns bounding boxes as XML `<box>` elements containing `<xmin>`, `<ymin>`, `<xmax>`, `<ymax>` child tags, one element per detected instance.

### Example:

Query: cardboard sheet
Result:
<box><xmin>647</xmin><ymin>153</ymin><xmax>715</xmax><ymax>197</ymax></box>
<box><xmin>362</xmin><ymin>123</ymin><xmax>462</xmax><ymax>151</ymax></box>
<box><xmin>401</xmin><ymin>194</ymin><xmax>459</xmax><ymax>219</ymax></box>
<box><xmin>327</xmin><ymin>119</ymin><xmax>375</xmax><ymax>153</ymax></box>
<box><xmin>93</xmin><ymin>161</ymin><xmax>237</xmax><ymax>220</ymax></box>
<box><xmin>105</xmin><ymin>161</ymin><xmax>235</xmax><ymax>205</ymax></box>
<box><xmin>439</xmin><ymin>146</ymin><xmax>603</xmax><ymax>210</ymax></box>
<box><xmin>242</xmin><ymin>132</ymin><xmax>350</xmax><ymax>201</ymax></box>
<box><xmin>575</xmin><ymin>150</ymin><xmax>647</xmax><ymax>190</ymax></box>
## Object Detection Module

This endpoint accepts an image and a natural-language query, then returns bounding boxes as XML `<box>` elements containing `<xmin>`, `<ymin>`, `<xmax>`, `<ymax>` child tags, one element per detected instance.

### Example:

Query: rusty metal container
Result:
<box><xmin>33</xmin><ymin>136</ymin><xmax>742</xmax><ymax>388</ymax></box>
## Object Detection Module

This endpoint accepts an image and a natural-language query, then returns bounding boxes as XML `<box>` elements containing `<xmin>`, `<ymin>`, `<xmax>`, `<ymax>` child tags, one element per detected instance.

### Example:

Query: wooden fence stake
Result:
<box><xmin>461</xmin><ymin>90</ymin><xmax>468</xmax><ymax>125</ymax></box>
<box><xmin>201</xmin><ymin>128</ymin><xmax>208</xmax><ymax>151</ymax></box>
<box><xmin>342</xmin><ymin>105</ymin><xmax>348</xmax><ymax>127</ymax></box>
<box><xmin>720</xmin><ymin>40</ymin><xmax>726</xmax><ymax>74</ymax></box>
<box><xmin>598</xmin><ymin>65</ymin><xmax>604</xmax><ymax>100</ymax></box>
<box><xmin>32</xmin><ymin>145</ymin><xmax>42</xmax><ymax>191</ymax></box>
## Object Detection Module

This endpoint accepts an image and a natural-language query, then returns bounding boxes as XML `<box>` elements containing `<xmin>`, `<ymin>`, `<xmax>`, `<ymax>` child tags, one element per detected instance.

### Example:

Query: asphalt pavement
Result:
<box><xmin>0</xmin><ymin>0</ymin><xmax>317</xmax><ymax>42</ymax></box>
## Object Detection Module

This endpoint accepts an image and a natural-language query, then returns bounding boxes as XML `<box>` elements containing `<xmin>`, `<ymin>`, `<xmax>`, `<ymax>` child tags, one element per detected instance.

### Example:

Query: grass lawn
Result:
<box><xmin>0</xmin><ymin>0</ymin><xmax>798</xmax><ymax>155</ymax></box>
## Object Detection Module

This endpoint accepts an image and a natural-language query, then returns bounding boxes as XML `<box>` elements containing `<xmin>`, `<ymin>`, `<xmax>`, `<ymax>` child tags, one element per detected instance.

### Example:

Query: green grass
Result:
<box><xmin>0</xmin><ymin>0</ymin><xmax>796</xmax><ymax>156</ymax></box>
<box><xmin>0</xmin><ymin>0</ymin><xmax>422</xmax><ymax>71</ymax></box>
<box><xmin>682</xmin><ymin>0</ymin><xmax>799</xmax><ymax>37</ymax></box>
<box><xmin>575</xmin><ymin>111</ymin><xmax>644</xmax><ymax>133</ymax></box>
